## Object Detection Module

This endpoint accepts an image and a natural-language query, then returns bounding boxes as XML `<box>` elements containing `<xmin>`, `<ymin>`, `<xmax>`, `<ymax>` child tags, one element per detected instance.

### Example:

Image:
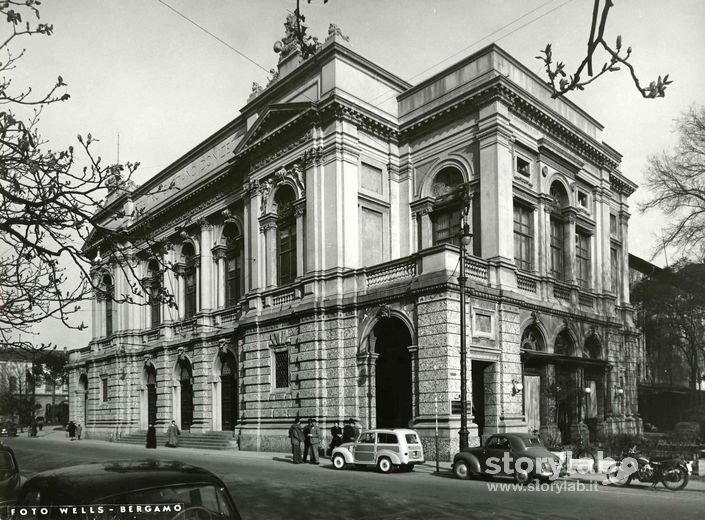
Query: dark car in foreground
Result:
<box><xmin>452</xmin><ymin>433</ymin><xmax>567</xmax><ymax>483</ymax></box>
<box><xmin>0</xmin><ymin>444</ymin><xmax>20</xmax><ymax>505</ymax></box>
<box><xmin>14</xmin><ymin>460</ymin><xmax>241</xmax><ymax>519</ymax></box>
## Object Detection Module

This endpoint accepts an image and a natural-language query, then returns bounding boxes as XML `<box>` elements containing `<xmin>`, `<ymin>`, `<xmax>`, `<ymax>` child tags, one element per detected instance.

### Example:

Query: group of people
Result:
<box><xmin>146</xmin><ymin>420</ymin><xmax>181</xmax><ymax>449</ymax></box>
<box><xmin>288</xmin><ymin>417</ymin><xmax>361</xmax><ymax>464</ymax></box>
<box><xmin>66</xmin><ymin>421</ymin><xmax>82</xmax><ymax>440</ymax></box>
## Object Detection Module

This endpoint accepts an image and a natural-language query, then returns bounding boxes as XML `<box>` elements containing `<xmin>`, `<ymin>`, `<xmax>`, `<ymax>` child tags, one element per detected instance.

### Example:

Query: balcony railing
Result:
<box><xmin>516</xmin><ymin>272</ymin><xmax>538</xmax><ymax>294</ymax></box>
<box><xmin>553</xmin><ymin>281</ymin><xmax>571</xmax><ymax>301</ymax></box>
<box><xmin>367</xmin><ymin>258</ymin><xmax>416</xmax><ymax>288</ymax></box>
<box><xmin>466</xmin><ymin>257</ymin><xmax>489</xmax><ymax>284</ymax></box>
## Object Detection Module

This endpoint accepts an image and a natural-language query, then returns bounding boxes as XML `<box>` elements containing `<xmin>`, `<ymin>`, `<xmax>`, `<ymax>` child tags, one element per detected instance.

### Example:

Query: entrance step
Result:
<box><xmin>116</xmin><ymin>430</ymin><xmax>238</xmax><ymax>450</ymax></box>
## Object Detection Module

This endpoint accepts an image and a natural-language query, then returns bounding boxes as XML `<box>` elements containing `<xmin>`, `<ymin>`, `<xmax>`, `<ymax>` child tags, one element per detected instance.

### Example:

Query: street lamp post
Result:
<box><xmin>458</xmin><ymin>186</ymin><xmax>473</xmax><ymax>451</ymax></box>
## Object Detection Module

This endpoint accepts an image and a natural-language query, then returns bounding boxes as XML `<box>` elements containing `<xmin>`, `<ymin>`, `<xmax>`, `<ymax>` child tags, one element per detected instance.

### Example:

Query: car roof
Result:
<box><xmin>20</xmin><ymin>460</ymin><xmax>226</xmax><ymax>503</ymax></box>
<box><xmin>362</xmin><ymin>428</ymin><xmax>418</xmax><ymax>434</ymax></box>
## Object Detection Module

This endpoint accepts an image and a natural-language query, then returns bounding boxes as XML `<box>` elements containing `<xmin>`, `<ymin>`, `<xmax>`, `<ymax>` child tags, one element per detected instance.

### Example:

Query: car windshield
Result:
<box><xmin>104</xmin><ymin>484</ymin><xmax>237</xmax><ymax>519</ymax></box>
<box><xmin>405</xmin><ymin>434</ymin><xmax>420</xmax><ymax>444</ymax></box>
<box><xmin>526</xmin><ymin>436</ymin><xmax>543</xmax><ymax>447</ymax></box>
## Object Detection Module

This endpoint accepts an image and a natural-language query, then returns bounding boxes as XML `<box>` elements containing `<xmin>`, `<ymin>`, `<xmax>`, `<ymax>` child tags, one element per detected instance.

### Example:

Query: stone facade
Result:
<box><xmin>69</xmin><ymin>23</ymin><xmax>642</xmax><ymax>460</ymax></box>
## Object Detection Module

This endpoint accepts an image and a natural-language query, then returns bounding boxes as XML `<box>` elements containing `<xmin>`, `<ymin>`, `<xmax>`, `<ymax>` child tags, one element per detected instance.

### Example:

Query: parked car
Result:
<box><xmin>0</xmin><ymin>444</ymin><xmax>21</xmax><ymax>506</ymax></box>
<box><xmin>0</xmin><ymin>424</ymin><xmax>17</xmax><ymax>438</ymax></box>
<box><xmin>331</xmin><ymin>428</ymin><xmax>425</xmax><ymax>473</ymax></box>
<box><xmin>452</xmin><ymin>432</ymin><xmax>567</xmax><ymax>483</ymax></box>
<box><xmin>15</xmin><ymin>460</ymin><xmax>242</xmax><ymax>519</ymax></box>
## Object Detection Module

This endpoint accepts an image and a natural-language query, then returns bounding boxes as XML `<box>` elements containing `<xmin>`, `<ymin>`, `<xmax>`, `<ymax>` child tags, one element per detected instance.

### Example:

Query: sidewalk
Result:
<box><xmin>18</xmin><ymin>429</ymin><xmax>705</xmax><ymax>492</ymax></box>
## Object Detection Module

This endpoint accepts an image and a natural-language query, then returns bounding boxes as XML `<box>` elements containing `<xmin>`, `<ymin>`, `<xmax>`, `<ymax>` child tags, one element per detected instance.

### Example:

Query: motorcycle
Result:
<box><xmin>605</xmin><ymin>445</ymin><xmax>690</xmax><ymax>491</ymax></box>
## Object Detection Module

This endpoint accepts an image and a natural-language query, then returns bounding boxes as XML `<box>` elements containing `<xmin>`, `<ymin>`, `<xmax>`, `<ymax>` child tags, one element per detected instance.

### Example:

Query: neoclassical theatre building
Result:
<box><xmin>69</xmin><ymin>21</ymin><xmax>643</xmax><ymax>458</ymax></box>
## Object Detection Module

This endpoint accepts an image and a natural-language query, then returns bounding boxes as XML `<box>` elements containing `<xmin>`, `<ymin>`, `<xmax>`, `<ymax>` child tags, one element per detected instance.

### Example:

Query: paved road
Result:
<box><xmin>4</xmin><ymin>434</ymin><xmax>703</xmax><ymax>520</ymax></box>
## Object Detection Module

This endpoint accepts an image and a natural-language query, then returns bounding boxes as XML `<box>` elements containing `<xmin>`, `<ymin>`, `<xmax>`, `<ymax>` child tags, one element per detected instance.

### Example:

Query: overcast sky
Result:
<box><xmin>13</xmin><ymin>0</ymin><xmax>705</xmax><ymax>349</ymax></box>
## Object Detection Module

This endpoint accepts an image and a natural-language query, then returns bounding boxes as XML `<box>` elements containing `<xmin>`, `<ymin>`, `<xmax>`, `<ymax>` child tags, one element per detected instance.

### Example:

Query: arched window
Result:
<box><xmin>585</xmin><ymin>335</ymin><xmax>602</xmax><ymax>359</ymax></box>
<box><xmin>224</xmin><ymin>223</ymin><xmax>243</xmax><ymax>306</ymax></box>
<box><xmin>554</xmin><ymin>329</ymin><xmax>575</xmax><ymax>356</ymax></box>
<box><xmin>103</xmin><ymin>274</ymin><xmax>114</xmax><ymax>337</ymax></box>
<box><xmin>182</xmin><ymin>243</ymin><xmax>197</xmax><ymax>318</ymax></box>
<box><xmin>275</xmin><ymin>186</ymin><xmax>297</xmax><ymax>286</ymax></box>
<box><xmin>521</xmin><ymin>325</ymin><xmax>545</xmax><ymax>351</ymax></box>
<box><xmin>148</xmin><ymin>260</ymin><xmax>161</xmax><ymax>328</ymax></box>
<box><xmin>430</xmin><ymin>167</ymin><xmax>464</xmax><ymax>247</ymax></box>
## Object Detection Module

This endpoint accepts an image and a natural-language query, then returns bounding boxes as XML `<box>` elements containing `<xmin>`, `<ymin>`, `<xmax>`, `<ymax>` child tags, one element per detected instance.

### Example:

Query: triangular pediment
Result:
<box><xmin>234</xmin><ymin>102</ymin><xmax>315</xmax><ymax>158</ymax></box>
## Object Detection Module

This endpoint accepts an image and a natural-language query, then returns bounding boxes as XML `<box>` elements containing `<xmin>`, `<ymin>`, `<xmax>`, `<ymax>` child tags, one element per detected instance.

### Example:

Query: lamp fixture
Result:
<box><xmin>512</xmin><ymin>379</ymin><xmax>523</xmax><ymax>396</ymax></box>
<box><xmin>616</xmin><ymin>387</ymin><xmax>624</xmax><ymax>396</ymax></box>
<box><xmin>584</xmin><ymin>387</ymin><xmax>592</xmax><ymax>394</ymax></box>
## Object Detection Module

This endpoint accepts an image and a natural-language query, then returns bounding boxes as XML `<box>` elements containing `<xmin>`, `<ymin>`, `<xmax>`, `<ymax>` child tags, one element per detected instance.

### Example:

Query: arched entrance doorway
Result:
<box><xmin>373</xmin><ymin>317</ymin><xmax>413</xmax><ymax>428</ymax></box>
<box><xmin>144</xmin><ymin>363</ymin><xmax>157</xmax><ymax>426</ymax></box>
<box><xmin>219</xmin><ymin>350</ymin><xmax>238</xmax><ymax>431</ymax></box>
<box><xmin>78</xmin><ymin>374</ymin><xmax>88</xmax><ymax>426</ymax></box>
<box><xmin>176</xmin><ymin>357</ymin><xmax>193</xmax><ymax>430</ymax></box>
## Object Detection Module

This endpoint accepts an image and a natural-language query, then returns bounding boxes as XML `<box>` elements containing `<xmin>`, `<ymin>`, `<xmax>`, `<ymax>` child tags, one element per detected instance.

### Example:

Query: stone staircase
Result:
<box><xmin>117</xmin><ymin>430</ymin><xmax>238</xmax><ymax>450</ymax></box>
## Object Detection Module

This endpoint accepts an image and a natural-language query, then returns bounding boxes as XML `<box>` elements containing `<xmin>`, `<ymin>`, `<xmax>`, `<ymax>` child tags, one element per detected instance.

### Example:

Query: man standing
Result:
<box><xmin>342</xmin><ymin>418</ymin><xmax>356</xmax><ymax>443</ymax></box>
<box><xmin>166</xmin><ymin>420</ymin><xmax>180</xmax><ymax>448</ymax></box>
<box><xmin>328</xmin><ymin>420</ymin><xmax>343</xmax><ymax>456</ymax></box>
<box><xmin>308</xmin><ymin>418</ymin><xmax>320</xmax><ymax>465</ymax></box>
<box><xmin>302</xmin><ymin>419</ymin><xmax>312</xmax><ymax>463</ymax></box>
<box><xmin>288</xmin><ymin>417</ymin><xmax>304</xmax><ymax>464</ymax></box>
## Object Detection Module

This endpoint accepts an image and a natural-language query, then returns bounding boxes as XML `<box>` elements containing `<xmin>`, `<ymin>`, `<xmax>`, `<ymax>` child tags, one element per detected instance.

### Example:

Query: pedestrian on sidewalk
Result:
<box><xmin>165</xmin><ymin>420</ymin><xmax>180</xmax><ymax>448</ymax></box>
<box><xmin>76</xmin><ymin>423</ymin><xmax>82</xmax><ymax>441</ymax></box>
<box><xmin>302</xmin><ymin>420</ymin><xmax>311</xmax><ymax>463</ymax></box>
<box><xmin>288</xmin><ymin>417</ymin><xmax>304</xmax><ymax>464</ymax></box>
<box><xmin>328</xmin><ymin>420</ymin><xmax>343</xmax><ymax>456</ymax></box>
<box><xmin>146</xmin><ymin>424</ymin><xmax>157</xmax><ymax>449</ymax></box>
<box><xmin>307</xmin><ymin>418</ymin><xmax>320</xmax><ymax>465</ymax></box>
<box><xmin>342</xmin><ymin>418</ymin><xmax>356</xmax><ymax>443</ymax></box>
<box><xmin>67</xmin><ymin>421</ymin><xmax>76</xmax><ymax>441</ymax></box>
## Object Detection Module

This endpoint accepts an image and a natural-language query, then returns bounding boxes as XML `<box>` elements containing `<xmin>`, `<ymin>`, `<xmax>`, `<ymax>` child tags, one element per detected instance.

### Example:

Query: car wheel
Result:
<box><xmin>332</xmin><ymin>453</ymin><xmax>346</xmax><ymax>470</ymax></box>
<box><xmin>407</xmin><ymin>463</ymin><xmax>415</xmax><ymax>472</ymax></box>
<box><xmin>454</xmin><ymin>460</ymin><xmax>471</xmax><ymax>480</ymax></box>
<box><xmin>605</xmin><ymin>463</ymin><xmax>632</xmax><ymax>487</ymax></box>
<box><xmin>377</xmin><ymin>456</ymin><xmax>394</xmax><ymax>474</ymax></box>
<box><xmin>514</xmin><ymin>468</ymin><xmax>531</xmax><ymax>485</ymax></box>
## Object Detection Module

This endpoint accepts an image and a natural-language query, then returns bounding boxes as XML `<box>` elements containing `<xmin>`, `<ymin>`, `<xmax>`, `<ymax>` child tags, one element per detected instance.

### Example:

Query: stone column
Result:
<box><xmin>199</xmin><ymin>221</ymin><xmax>213</xmax><ymax>312</ymax></box>
<box><xmin>294</xmin><ymin>201</ymin><xmax>306</xmax><ymax>278</ymax></box>
<box><xmin>176</xmin><ymin>265</ymin><xmax>185</xmax><ymax>321</ymax></box>
<box><xmin>212</xmin><ymin>246</ymin><xmax>226</xmax><ymax>308</ymax></box>
<box><xmin>163</xmin><ymin>247</ymin><xmax>176</xmax><ymax>323</ymax></box>
<box><xmin>619</xmin><ymin>209</ymin><xmax>631</xmax><ymax>305</ymax></box>
<box><xmin>566</xmin><ymin>212</ymin><xmax>577</xmax><ymax>284</ymax></box>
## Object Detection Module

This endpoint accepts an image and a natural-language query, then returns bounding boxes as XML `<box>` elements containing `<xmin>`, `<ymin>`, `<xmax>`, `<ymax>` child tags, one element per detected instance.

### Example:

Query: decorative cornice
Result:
<box><xmin>609</xmin><ymin>172</ymin><xmax>637</xmax><ymax>197</ymax></box>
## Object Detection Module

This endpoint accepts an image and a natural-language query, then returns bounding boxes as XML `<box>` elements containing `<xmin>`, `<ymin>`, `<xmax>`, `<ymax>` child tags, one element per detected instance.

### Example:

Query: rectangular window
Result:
<box><xmin>360</xmin><ymin>207</ymin><xmax>384</xmax><ymax>266</ymax></box>
<box><xmin>226</xmin><ymin>254</ymin><xmax>242</xmax><ymax>306</ymax></box>
<box><xmin>550</xmin><ymin>218</ymin><xmax>565</xmax><ymax>280</ymax></box>
<box><xmin>105</xmin><ymin>297</ymin><xmax>113</xmax><ymax>337</ymax></box>
<box><xmin>576</xmin><ymin>231</ymin><xmax>591</xmax><ymax>288</ymax></box>
<box><xmin>513</xmin><ymin>204</ymin><xmax>534</xmax><ymax>271</ymax></box>
<box><xmin>150</xmin><ymin>279</ymin><xmax>161</xmax><ymax>329</ymax></box>
<box><xmin>185</xmin><ymin>268</ymin><xmax>197</xmax><ymax>318</ymax></box>
<box><xmin>273</xmin><ymin>350</ymin><xmax>289</xmax><ymax>389</ymax></box>
<box><xmin>361</xmin><ymin>163</ymin><xmax>383</xmax><ymax>194</ymax></box>
<box><xmin>475</xmin><ymin>312</ymin><xmax>493</xmax><ymax>336</ymax></box>
<box><xmin>611</xmin><ymin>245</ymin><xmax>621</xmax><ymax>294</ymax></box>
<box><xmin>610</xmin><ymin>213</ymin><xmax>619</xmax><ymax>237</ymax></box>
<box><xmin>277</xmin><ymin>223</ymin><xmax>297</xmax><ymax>285</ymax></box>
<box><xmin>516</xmin><ymin>157</ymin><xmax>530</xmax><ymax>177</ymax></box>
<box><xmin>578</xmin><ymin>191</ymin><xmax>588</xmax><ymax>208</ymax></box>
<box><xmin>432</xmin><ymin>206</ymin><xmax>462</xmax><ymax>247</ymax></box>
<box><xmin>101</xmin><ymin>377</ymin><xmax>109</xmax><ymax>402</ymax></box>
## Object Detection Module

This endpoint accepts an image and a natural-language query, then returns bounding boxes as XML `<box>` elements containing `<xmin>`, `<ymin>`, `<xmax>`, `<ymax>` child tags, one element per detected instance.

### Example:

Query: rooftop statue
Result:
<box><xmin>273</xmin><ymin>12</ymin><xmax>321</xmax><ymax>62</ymax></box>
